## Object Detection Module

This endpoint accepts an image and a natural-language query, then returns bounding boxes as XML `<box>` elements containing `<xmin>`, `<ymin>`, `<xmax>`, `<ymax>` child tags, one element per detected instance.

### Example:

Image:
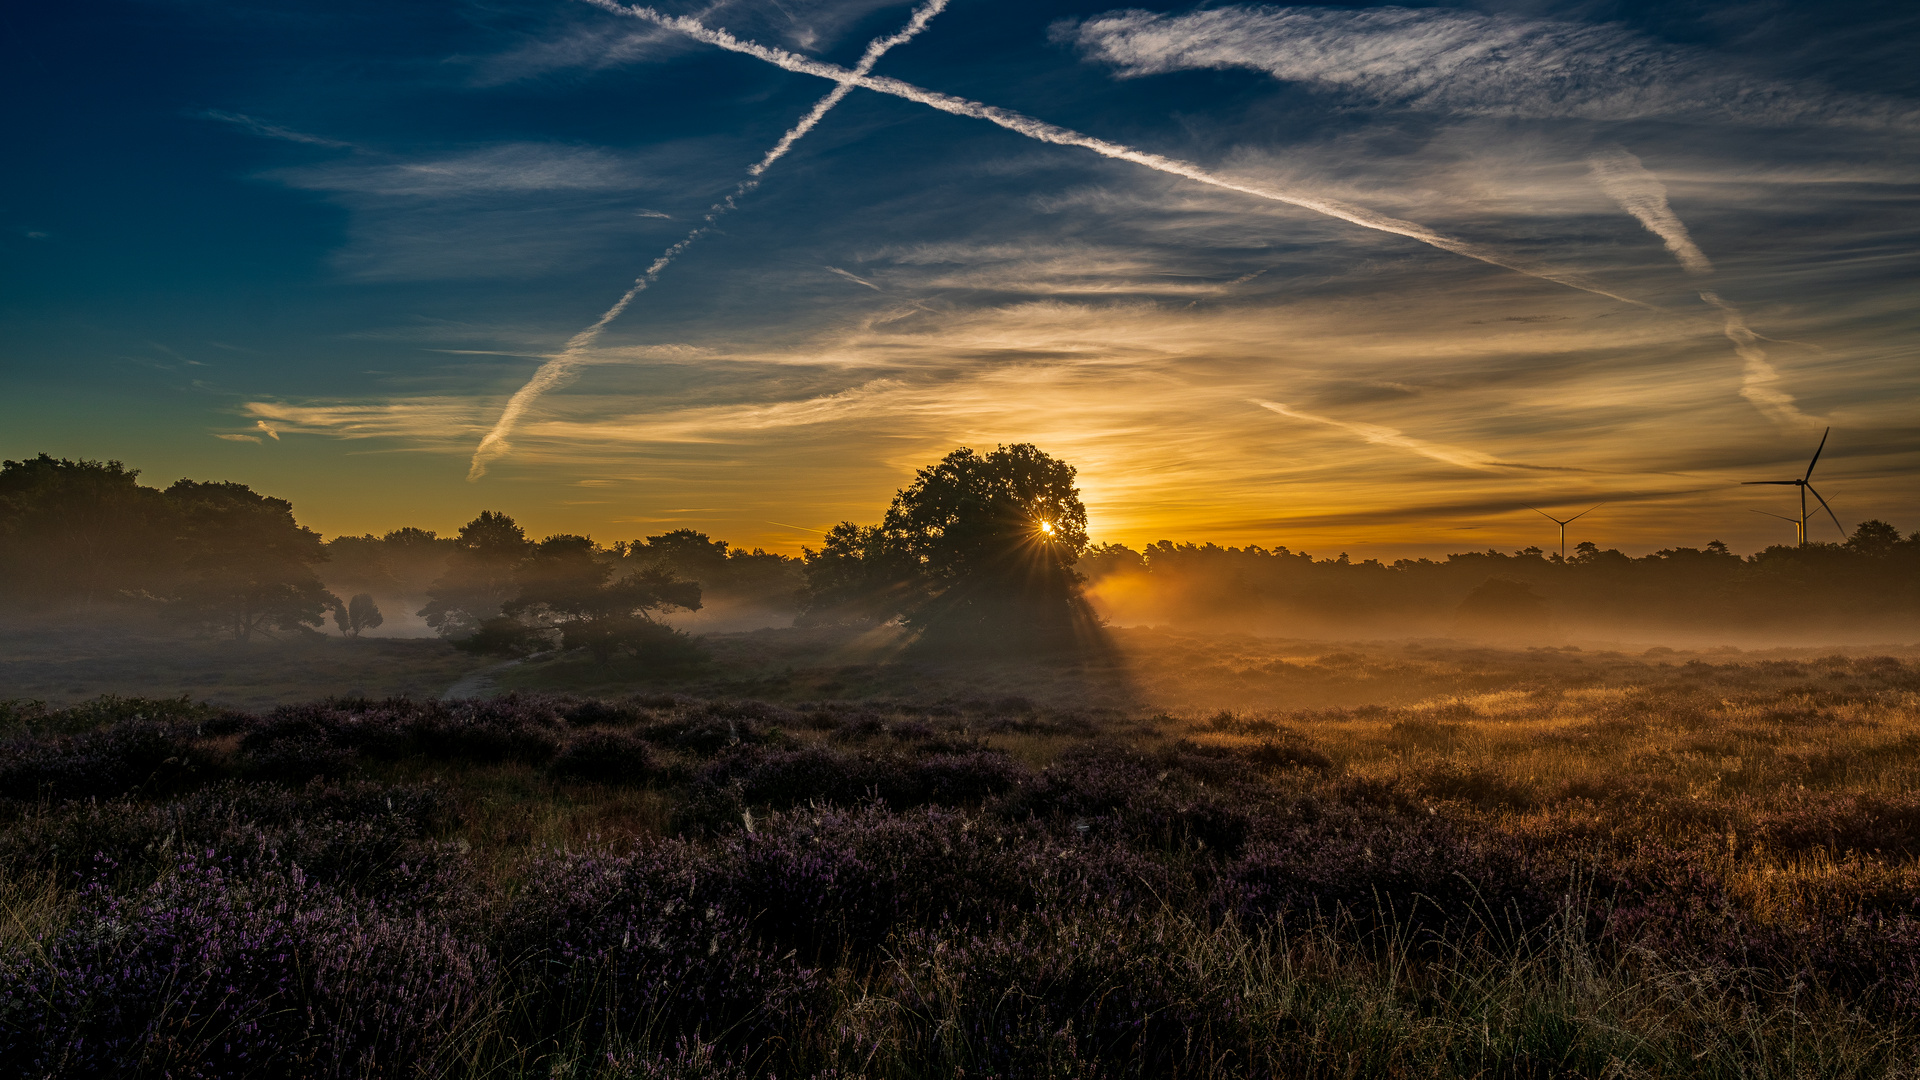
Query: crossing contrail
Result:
<box><xmin>583</xmin><ymin>0</ymin><xmax>1651</xmax><ymax>309</ymax></box>
<box><xmin>467</xmin><ymin>0</ymin><xmax>950</xmax><ymax>480</ymax></box>
<box><xmin>1589</xmin><ymin>147</ymin><xmax>1820</xmax><ymax>428</ymax></box>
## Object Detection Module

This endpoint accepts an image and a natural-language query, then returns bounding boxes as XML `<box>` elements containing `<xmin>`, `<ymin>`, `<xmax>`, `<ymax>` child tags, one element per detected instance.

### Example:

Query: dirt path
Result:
<box><xmin>441</xmin><ymin>659</ymin><xmax>521</xmax><ymax>700</ymax></box>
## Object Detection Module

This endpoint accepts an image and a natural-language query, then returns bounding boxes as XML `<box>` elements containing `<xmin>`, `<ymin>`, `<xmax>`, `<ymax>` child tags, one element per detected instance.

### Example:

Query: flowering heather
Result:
<box><xmin>550</xmin><ymin>729</ymin><xmax>657</xmax><ymax>786</ymax></box>
<box><xmin>2</xmin><ymin>853</ymin><xmax>493</xmax><ymax>1078</ymax></box>
<box><xmin>3</xmin><ymin>654</ymin><xmax>1919</xmax><ymax>1076</ymax></box>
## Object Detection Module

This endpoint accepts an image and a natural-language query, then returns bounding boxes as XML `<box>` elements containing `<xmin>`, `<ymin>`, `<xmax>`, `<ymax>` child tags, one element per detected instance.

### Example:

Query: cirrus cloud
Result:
<box><xmin>1058</xmin><ymin>6</ymin><xmax>1917</xmax><ymax>128</ymax></box>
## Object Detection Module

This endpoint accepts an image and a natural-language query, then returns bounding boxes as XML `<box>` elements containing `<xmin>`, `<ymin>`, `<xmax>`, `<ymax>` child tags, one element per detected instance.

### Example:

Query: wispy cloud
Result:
<box><xmin>265</xmin><ymin>143</ymin><xmax>694</xmax><ymax>280</ymax></box>
<box><xmin>196</xmin><ymin>109</ymin><xmax>354</xmax><ymax>149</ymax></box>
<box><xmin>278</xmin><ymin>143</ymin><xmax>642</xmax><ymax>197</ymax></box>
<box><xmin>825</xmin><ymin>265</ymin><xmax>882</xmax><ymax>290</ymax></box>
<box><xmin>1059</xmin><ymin>6</ymin><xmax>1918</xmax><ymax>128</ymax></box>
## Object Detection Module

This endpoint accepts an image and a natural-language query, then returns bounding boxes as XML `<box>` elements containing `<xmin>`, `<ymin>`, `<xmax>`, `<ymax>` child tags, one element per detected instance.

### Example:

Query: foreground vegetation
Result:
<box><xmin>4</xmin><ymin>649</ymin><xmax>1920</xmax><ymax>1077</ymax></box>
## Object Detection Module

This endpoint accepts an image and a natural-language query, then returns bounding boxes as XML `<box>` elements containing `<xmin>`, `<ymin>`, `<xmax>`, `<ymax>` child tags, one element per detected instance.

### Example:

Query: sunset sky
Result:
<box><xmin>4</xmin><ymin>0</ymin><xmax>1916</xmax><ymax>559</ymax></box>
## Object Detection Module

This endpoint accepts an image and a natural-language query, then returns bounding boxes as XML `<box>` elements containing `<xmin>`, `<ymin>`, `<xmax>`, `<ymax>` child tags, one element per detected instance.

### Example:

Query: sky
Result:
<box><xmin>3</xmin><ymin>0</ymin><xmax>1916</xmax><ymax>559</ymax></box>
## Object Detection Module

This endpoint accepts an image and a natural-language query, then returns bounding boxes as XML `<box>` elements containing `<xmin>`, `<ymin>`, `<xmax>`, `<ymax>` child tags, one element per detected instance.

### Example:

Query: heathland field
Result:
<box><xmin>5</xmin><ymin>643</ymin><xmax>1920</xmax><ymax>1077</ymax></box>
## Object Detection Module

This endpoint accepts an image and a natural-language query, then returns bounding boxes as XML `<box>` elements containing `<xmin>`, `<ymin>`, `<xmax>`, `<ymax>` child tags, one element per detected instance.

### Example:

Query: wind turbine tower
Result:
<box><xmin>1525</xmin><ymin>503</ymin><xmax>1605</xmax><ymax>560</ymax></box>
<box><xmin>1749</xmin><ymin>509</ymin><xmax>1805</xmax><ymax>547</ymax></box>
<box><xmin>1741</xmin><ymin>428</ymin><xmax>1845</xmax><ymax>547</ymax></box>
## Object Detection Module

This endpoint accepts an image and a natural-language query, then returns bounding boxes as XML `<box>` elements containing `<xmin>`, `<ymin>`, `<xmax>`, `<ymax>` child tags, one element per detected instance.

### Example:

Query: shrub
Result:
<box><xmin>496</xmin><ymin>843</ymin><xmax>819</xmax><ymax>1050</ymax></box>
<box><xmin>0</xmin><ymin>852</ymin><xmax>493</xmax><ymax>1078</ymax></box>
<box><xmin>0</xmin><ymin>720</ymin><xmax>207</xmax><ymax>802</ymax></box>
<box><xmin>551</xmin><ymin>730</ymin><xmax>657</xmax><ymax>786</ymax></box>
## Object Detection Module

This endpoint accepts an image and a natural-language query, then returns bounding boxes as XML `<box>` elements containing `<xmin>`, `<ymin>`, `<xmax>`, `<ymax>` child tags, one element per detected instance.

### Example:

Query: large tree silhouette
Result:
<box><xmin>802</xmin><ymin>444</ymin><xmax>1094</xmax><ymax>643</ymax></box>
<box><xmin>162</xmin><ymin>481</ymin><xmax>336</xmax><ymax>641</ymax></box>
<box><xmin>0</xmin><ymin>455</ymin><xmax>169</xmax><ymax>604</ymax></box>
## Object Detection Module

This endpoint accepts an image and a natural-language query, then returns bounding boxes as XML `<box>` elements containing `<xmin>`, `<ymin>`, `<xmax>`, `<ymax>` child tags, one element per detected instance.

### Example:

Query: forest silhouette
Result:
<box><xmin>2</xmin><ymin>450</ymin><xmax>1917</xmax><ymax>652</ymax></box>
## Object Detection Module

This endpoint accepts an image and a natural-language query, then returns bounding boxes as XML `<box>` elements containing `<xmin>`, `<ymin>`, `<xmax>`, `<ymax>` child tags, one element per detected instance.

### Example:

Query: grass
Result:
<box><xmin>0</xmin><ymin>611</ymin><xmax>488</xmax><ymax>710</ymax></box>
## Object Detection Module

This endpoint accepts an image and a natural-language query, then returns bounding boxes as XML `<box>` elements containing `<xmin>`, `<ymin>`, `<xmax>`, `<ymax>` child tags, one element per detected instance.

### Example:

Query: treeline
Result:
<box><xmin>0</xmin><ymin>455</ymin><xmax>336</xmax><ymax>640</ymax></box>
<box><xmin>1080</xmin><ymin>527</ymin><xmax>1920</xmax><ymax>636</ymax></box>
<box><xmin>9</xmin><ymin>450</ymin><xmax>1917</xmax><ymax>647</ymax></box>
<box><xmin>0</xmin><ymin>455</ymin><xmax>802</xmax><ymax>655</ymax></box>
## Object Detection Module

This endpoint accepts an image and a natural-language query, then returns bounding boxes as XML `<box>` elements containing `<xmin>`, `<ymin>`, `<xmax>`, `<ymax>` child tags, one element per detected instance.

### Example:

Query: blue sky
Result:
<box><xmin>4</xmin><ymin>0</ymin><xmax>1916</xmax><ymax>556</ymax></box>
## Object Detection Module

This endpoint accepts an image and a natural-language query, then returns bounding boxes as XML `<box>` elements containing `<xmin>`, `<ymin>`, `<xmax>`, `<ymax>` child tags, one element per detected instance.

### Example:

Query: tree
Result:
<box><xmin>332</xmin><ymin>592</ymin><xmax>384</xmax><ymax>637</ymax></box>
<box><xmin>797</xmin><ymin>522</ymin><xmax>915</xmax><ymax>627</ymax></box>
<box><xmin>800</xmin><ymin>444</ymin><xmax>1094</xmax><ymax>641</ymax></box>
<box><xmin>1847</xmin><ymin>520</ymin><xmax>1902</xmax><ymax>558</ymax></box>
<box><xmin>0</xmin><ymin>455</ymin><xmax>170</xmax><ymax>604</ymax></box>
<box><xmin>419</xmin><ymin>512</ymin><xmax>531</xmax><ymax>636</ymax></box>
<box><xmin>466</xmin><ymin>534</ymin><xmax>706</xmax><ymax>665</ymax></box>
<box><xmin>162</xmin><ymin>481</ymin><xmax>337</xmax><ymax>641</ymax></box>
<box><xmin>618</xmin><ymin>529</ymin><xmax>807</xmax><ymax>615</ymax></box>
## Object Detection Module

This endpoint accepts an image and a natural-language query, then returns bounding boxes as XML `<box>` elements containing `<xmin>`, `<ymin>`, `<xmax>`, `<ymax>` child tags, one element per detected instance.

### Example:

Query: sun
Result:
<box><xmin>1038</xmin><ymin>521</ymin><xmax>1056</xmax><ymax>536</ymax></box>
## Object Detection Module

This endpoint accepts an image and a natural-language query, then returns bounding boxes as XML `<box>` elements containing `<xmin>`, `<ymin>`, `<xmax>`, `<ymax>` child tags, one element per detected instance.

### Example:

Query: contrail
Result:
<box><xmin>1252</xmin><ymin>399</ymin><xmax>1505</xmax><ymax>472</ymax></box>
<box><xmin>1587</xmin><ymin>148</ymin><xmax>1712</xmax><ymax>274</ymax></box>
<box><xmin>1700</xmin><ymin>291</ymin><xmax>1822</xmax><ymax>428</ymax></box>
<box><xmin>467</xmin><ymin>0</ymin><xmax>950</xmax><ymax>480</ymax></box>
<box><xmin>1588</xmin><ymin>147</ymin><xmax>1821</xmax><ymax>429</ymax></box>
<box><xmin>584</xmin><ymin>0</ymin><xmax>1651</xmax><ymax>308</ymax></box>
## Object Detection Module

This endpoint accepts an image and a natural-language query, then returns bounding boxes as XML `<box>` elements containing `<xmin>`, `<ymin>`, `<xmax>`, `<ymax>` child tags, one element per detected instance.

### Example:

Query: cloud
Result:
<box><xmin>196</xmin><ymin>109</ymin><xmax>354</xmax><ymax>149</ymax></box>
<box><xmin>277</xmin><ymin>143</ymin><xmax>642</xmax><ymax>197</ymax></box>
<box><xmin>1059</xmin><ymin>6</ymin><xmax>1917</xmax><ymax>128</ymax></box>
<box><xmin>461</xmin><ymin>23</ymin><xmax>685</xmax><ymax>86</ymax></box>
<box><xmin>212</xmin><ymin>433</ymin><xmax>262</xmax><ymax>443</ymax></box>
<box><xmin>264</xmin><ymin>143</ymin><xmax>704</xmax><ymax>281</ymax></box>
<box><xmin>826</xmin><ymin>265</ymin><xmax>882</xmax><ymax>290</ymax></box>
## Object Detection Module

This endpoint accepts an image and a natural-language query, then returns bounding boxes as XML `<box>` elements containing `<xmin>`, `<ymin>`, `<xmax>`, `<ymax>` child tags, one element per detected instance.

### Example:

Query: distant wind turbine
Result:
<box><xmin>1524</xmin><ymin>503</ymin><xmax>1605</xmax><ymax>560</ymax></box>
<box><xmin>1749</xmin><ymin>509</ymin><xmax>1806</xmax><ymax>547</ymax></box>
<box><xmin>1740</xmin><ymin>427</ymin><xmax>1845</xmax><ymax>547</ymax></box>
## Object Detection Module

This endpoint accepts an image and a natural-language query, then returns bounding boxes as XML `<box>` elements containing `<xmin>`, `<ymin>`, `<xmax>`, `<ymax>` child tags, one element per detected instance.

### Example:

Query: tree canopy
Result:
<box><xmin>160</xmin><ymin>480</ymin><xmax>336</xmax><ymax>641</ymax></box>
<box><xmin>800</xmin><ymin>444</ymin><xmax>1095</xmax><ymax>643</ymax></box>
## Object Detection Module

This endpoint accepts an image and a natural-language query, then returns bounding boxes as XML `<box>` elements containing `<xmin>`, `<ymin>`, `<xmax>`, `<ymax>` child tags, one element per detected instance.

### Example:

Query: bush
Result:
<box><xmin>496</xmin><ymin>844</ymin><xmax>819</xmax><ymax>1048</ymax></box>
<box><xmin>550</xmin><ymin>730</ymin><xmax>657</xmax><ymax>786</ymax></box>
<box><xmin>0</xmin><ymin>851</ymin><xmax>493</xmax><ymax>1078</ymax></box>
<box><xmin>0</xmin><ymin>720</ymin><xmax>207</xmax><ymax>802</ymax></box>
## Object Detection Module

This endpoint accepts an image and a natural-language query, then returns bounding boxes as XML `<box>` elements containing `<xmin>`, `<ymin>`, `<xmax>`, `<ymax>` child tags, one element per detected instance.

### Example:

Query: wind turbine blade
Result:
<box><xmin>1806</xmin><ymin>485</ymin><xmax>1846</xmax><ymax>539</ymax></box>
<box><xmin>1742</xmin><ymin>480</ymin><xmax>1800</xmax><ymax>486</ymax></box>
<box><xmin>1565</xmin><ymin>502</ymin><xmax>1606</xmax><ymax>524</ymax></box>
<box><xmin>1523</xmin><ymin>505</ymin><xmax>1560</xmax><ymax>523</ymax></box>
<box><xmin>1748</xmin><ymin>510</ymin><xmax>1800</xmax><ymax>522</ymax></box>
<box><xmin>1804</xmin><ymin>427</ymin><xmax>1830</xmax><ymax>481</ymax></box>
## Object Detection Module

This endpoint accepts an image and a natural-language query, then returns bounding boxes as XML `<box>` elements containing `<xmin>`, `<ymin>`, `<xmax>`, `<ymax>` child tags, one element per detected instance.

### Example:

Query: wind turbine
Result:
<box><xmin>1741</xmin><ymin>427</ymin><xmax>1845</xmax><ymax>547</ymax></box>
<box><xmin>1524</xmin><ymin>503</ymin><xmax>1605</xmax><ymax>560</ymax></box>
<box><xmin>1749</xmin><ymin>509</ymin><xmax>1804</xmax><ymax>547</ymax></box>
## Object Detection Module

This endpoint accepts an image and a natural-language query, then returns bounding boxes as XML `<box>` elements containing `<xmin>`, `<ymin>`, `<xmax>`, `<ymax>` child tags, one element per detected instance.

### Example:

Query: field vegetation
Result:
<box><xmin>5</xmin><ymin>647</ymin><xmax>1920</xmax><ymax>1077</ymax></box>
